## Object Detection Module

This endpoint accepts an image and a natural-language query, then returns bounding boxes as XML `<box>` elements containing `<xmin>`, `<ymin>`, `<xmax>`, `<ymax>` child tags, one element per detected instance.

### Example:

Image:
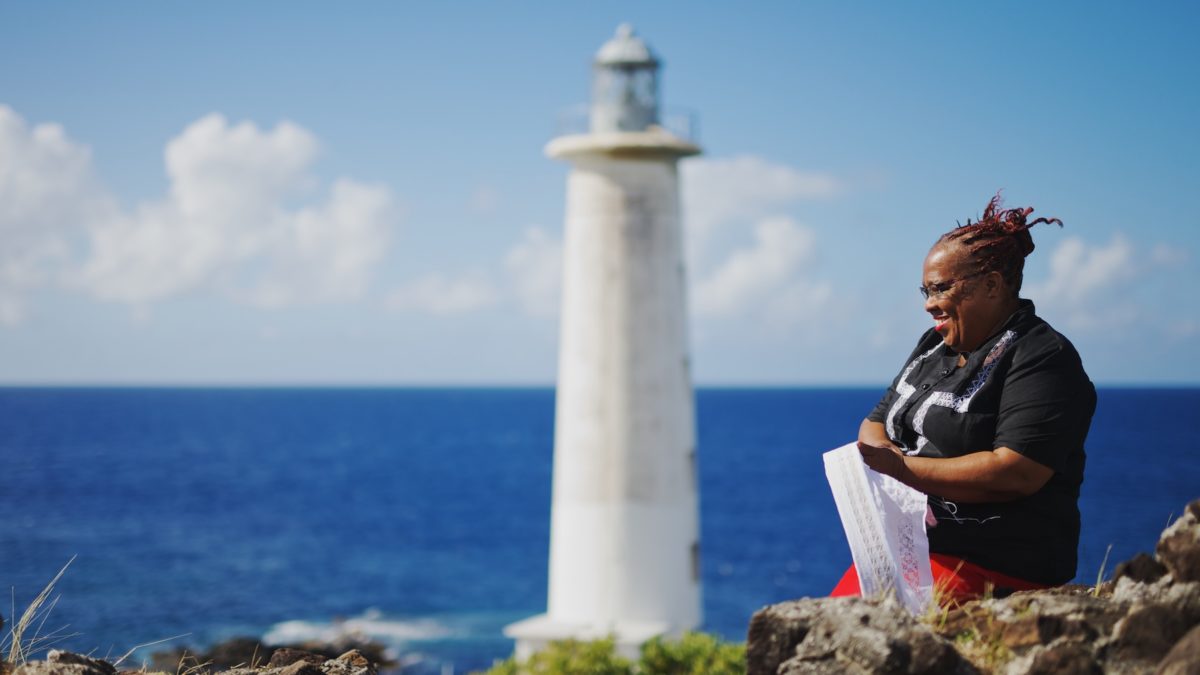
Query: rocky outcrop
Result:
<box><xmin>149</xmin><ymin>635</ymin><xmax>390</xmax><ymax>674</ymax></box>
<box><xmin>748</xmin><ymin>498</ymin><xmax>1200</xmax><ymax>674</ymax></box>
<box><xmin>7</xmin><ymin>640</ymin><xmax>385</xmax><ymax>675</ymax></box>
<box><xmin>1158</xmin><ymin>500</ymin><xmax>1200</xmax><ymax>584</ymax></box>
<box><xmin>12</xmin><ymin>651</ymin><xmax>116</xmax><ymax>675</ymax></box>
<box><xmin>9</xmin><ymin>649</ymin><xmax>377</xmax><ymax>675</ymax></box>
<box><xmin>747</xmin><ymin>595</ymin><xmax>976</xmax><ymax>674</ymax></box>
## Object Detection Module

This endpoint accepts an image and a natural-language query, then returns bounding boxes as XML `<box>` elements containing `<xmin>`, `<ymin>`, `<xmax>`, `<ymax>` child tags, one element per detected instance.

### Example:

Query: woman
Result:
<box><xmin>832</xmin><ymin>194</ymin><xmax>1096</xmax><ymax>604</ymax></box>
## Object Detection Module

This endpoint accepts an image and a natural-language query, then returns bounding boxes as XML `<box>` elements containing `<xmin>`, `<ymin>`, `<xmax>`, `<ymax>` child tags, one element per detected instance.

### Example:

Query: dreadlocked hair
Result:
<box><xmin>937</xmin><ymin>192</ymin><xmax>1063</xmax><ymax>296</ymax></box>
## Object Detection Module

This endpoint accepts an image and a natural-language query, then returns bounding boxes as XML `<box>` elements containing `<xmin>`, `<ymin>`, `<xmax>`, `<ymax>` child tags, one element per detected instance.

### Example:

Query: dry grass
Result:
<box><xmin>4</xmin><ymin>560</ymin><xmax>190</xmax><ymax>671</ymax></box>
<box><xmin>3</xmin><ymin>557</ymin><xmax>78</xmax><ymax>664</ymax></box>
<box><xmin>920</xmin><ymin>557</ymin><xmax>975</xmax><ymax>629</ymax></box>
<box><xmin>917</xmin><ymin>562</ymin><xmax>1015</xmax><ymax>674</ymax></box>
<box><xmin>172</xmin><ymin>650</ymin><xmax>214</xmax><ymax>675</ymax></box>
<box><xmin>933</xmin><ymin>599</ymin><xmax>1014</xmax><ymax>674</ymax></box>
<box><xmin>112</xmin><ymin>633</ymin><xmax>193</xmax><ymax>669</ymax></box>
<box><xmin>1092</xmin><ymin>544</ymin><xmax>1113</xmax><ymax>597</ymax></box>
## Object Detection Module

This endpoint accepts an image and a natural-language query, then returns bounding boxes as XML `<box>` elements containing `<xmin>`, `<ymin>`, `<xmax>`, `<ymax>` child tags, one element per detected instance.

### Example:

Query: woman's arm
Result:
<box><xmin>857</xmin><ymin>419</ymin><xmax>900</xmax><ymax>452</ymax></box>
<box><xmin>857</xmin><ymin>419</ymin><xmax>1053</xmax><ymax>503</ymax></box>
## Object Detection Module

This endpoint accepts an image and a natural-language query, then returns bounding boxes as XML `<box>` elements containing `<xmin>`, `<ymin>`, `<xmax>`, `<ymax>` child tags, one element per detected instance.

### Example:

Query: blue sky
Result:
<box><xmin>1</xmin><ymin>2</ymin><xmax>1197</xmax><ymax>385</ymax></box>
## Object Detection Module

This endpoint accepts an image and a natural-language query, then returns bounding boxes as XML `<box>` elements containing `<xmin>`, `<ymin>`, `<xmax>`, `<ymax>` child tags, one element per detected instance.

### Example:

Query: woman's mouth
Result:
<box><xmin>934</xmin><ymin>316</ymin><xmax>949</xmax><ymax>332</ymax></box>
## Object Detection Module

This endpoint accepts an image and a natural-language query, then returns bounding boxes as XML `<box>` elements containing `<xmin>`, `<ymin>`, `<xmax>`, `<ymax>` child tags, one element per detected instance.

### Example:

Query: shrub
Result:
<box><xmin>638</xmin><ymin>632</ymin><xmax>745</xmax><ymax>675</ymax></box>
<box><xmin>483</xmin><ymin>637</ymin><xmax>633</xmax><ymax>675</ymax></box>
<box><xmin>480</xmin><ymin>632</ymin><xmax>745</xmax><ymax>675</ymax></box>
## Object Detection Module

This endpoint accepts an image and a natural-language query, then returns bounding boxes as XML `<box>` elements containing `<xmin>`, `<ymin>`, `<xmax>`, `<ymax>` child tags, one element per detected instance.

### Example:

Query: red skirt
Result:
<box><xmin>829</xmin><ymin>553</ymin><xmax>1050</xmax><ymax>605</ymax></box>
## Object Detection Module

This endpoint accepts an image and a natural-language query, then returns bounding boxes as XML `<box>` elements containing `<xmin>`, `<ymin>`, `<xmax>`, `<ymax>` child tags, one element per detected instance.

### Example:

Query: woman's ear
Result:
<box><xmin>985</xmin><ymin>271</ymin><xmax>1004</xmax><ymax>298</ymax></box>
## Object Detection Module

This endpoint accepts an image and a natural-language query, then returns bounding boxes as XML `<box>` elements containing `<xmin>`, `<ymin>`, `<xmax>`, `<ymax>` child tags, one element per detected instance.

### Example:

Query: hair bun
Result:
<box><xmin>940</xmin><ymin>193</ymin><xmax>1063</xmax><ymax>280</ymax></box>
<box><xmin>1014</xmin><ymin>228</ymin><xmax>1036</xmax><ymax>257</ymax></box>
<box><xmin>985</xmin><ymin>197</ymin><xmax>1061</xmax><ymax>258</ymax></box>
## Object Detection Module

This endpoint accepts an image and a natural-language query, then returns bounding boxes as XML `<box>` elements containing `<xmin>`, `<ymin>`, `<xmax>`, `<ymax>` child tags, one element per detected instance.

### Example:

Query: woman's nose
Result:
<box><xmin>924</xmin><ymin>295</ymin><xmax>939</xmax><ymax>313</ymax></box>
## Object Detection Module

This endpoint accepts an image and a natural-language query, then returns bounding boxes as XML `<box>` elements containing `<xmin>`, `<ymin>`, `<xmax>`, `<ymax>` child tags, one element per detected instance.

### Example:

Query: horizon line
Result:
<box><xmin>0</xmin><ymin>381</ymin><xmax>1195</xmax><ymax>390</ymax></box>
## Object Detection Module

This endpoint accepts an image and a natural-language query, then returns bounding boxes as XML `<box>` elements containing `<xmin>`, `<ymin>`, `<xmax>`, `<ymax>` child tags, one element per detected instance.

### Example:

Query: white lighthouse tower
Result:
<box><xmin>504</xmin><ymin>24</ymin><xmax>702</xmax><ymax>660</ymax></box>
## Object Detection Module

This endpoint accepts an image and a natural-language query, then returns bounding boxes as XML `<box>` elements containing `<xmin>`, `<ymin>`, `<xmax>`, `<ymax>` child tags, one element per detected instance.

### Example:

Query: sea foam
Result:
<box><xmin>263</xmin><ymin>608</ymin><xmax>453</xmax><ymax>647</ymax></box>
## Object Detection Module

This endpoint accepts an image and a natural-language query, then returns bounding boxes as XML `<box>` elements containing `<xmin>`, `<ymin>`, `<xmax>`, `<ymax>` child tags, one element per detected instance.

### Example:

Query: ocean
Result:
<box><xmin>1</xmin><ymin>387</ymin><xmax>1196</xmax><ymax>673</ymax></box>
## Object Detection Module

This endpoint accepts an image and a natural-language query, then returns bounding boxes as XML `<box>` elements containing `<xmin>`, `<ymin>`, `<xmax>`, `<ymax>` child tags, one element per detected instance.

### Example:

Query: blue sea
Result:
<box><xmin>1</xmin><ymin>387</ymin><xmax>1197</xmax><ymax>672</ymax></box>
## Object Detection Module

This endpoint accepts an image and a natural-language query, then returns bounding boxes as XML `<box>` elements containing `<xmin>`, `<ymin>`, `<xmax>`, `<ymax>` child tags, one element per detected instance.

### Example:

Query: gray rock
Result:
<box><xmin>329</xmin><ymin>650</ymin><xmax>374</xmax><ymax>675</ymax></box>
<box><xmin>277</xmin><ymin>662</ymin><xmax>323</xmax><ymax>675</ymax></box>
<box><xmin>1156</xmin><ymin>624</ymin><xmax>1200</xmax><ymax>675</ymax></box>
<box><xmin>266</xmin><ymin>649</ymin><xmax>325</xmax><ymax>669</ymax></box>
<box><xmin>747</xmin><ymin>600</ymin><xmax>820</xmax><ymax>675</ymax></box>
<box><xmin>203</xmin><ymin>637</ymin><xmax>270</xmax><ymax>670</ymax></box>
<box><xmin>1113</xmin><ymin>552</ymin><xmax>1168</xmax><ymax>585</ymax></box>
<box><xmin>1157</xmin><ymin>500</ymin><xmax>1200</xmax><ymax>584</ymax></box>
<box><xmin>748</xmin><ymin>596</ymin><xmax>972</xmax><ymax>674</ymax></box>
<box><xmin>1006</xmin><ymin>637</ymin><xmax>1103</xmax><ymax>675</ymax></box>
<box><xmin>13</xmin><ymin>651</ymin><xmax>116</xmax><ymax>675</ymax></box>
<box><xmin>1112</xmin><ymin>575</ymin><xmax>1167</xmax><ymax>605</ymax></box>
<box><xmin>1111</xmin><ymin>577</ymin><xmax>1200</xmax><ymax>625</ymax></box>
<box><xmin>940</xmin><ymin>589</ymin><xmax>1124</xmax><ymax>654</ymax></box>
<box><xmin>150</xmin><ymin>634</ymin><xmax>388</xmax><ymax>674</ymax></box>
<box><xmin>46</xmin><ymin>653</ymin><xmax>114</xmax><ymax>675</ymax></box>
<box><xmin>12</xmin><ymin>664</ymin><xmax>91</xmax><ymax>675</ymax></box>
<box><xmin>315</xmin><ymin>650</ymin><xmax>374</xmax><ymax>675</ymax></box>
<box><xmin>1109</xmin><ymin>602</ymin><xmax>1194</xmax><ymax>663</ymax></box>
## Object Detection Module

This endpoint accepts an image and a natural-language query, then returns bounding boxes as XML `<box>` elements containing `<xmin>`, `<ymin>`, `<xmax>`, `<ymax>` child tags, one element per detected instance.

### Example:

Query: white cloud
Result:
<box><xmin>381</xmin><ymin>224</ymin><xmax>561</xmax><ymax>318</ymax></box>
<box><xmin>237</xmin><ymin>179</ymin><xmax>396</xmax><ymax>307</ymax></box>
<box><xmin>693</xmin><ymin>216</ymin><xmax>829</xmax><ymax>321</ymax></box>
<box><xmin>682</xmin><ymin>155</ymin><xmax>838</xmax><ymax>267</ymax></box>
<box><xmin>1028</xmin><ymin>235</ymin><xmax>1135</xmax><ymax>305</ymax></box>
<box><xmin>505</xmin><ymin>226</ymin><xmax>562</xmax><ymax>316</ymax></box>
<box><xmin>1026</xmin><ymin>235</ymin><xmax>1137</xmax><ymax>330</ymax></box>
<box><xmin>0</xmin><ymin>105</ymin><xmax>110</xmax><ymax>323</ymax></box>
<box><xmin>764</xmin><ymin>279</ymin><xmax>835</xmax><ymax>327</ymax></box>
<box><xmin>678</xmin><ymin>156</ymin><xmax>843</xmax><ymax>336</ymax></box>
<box><xmin>167</xmin><ymin>113</ymin><xmax>318</xmax><ymax>223</ymax></box>
<box><xmin>384</xmin><ymin>273</ymin><xmax>498</xmax><ymax>314</ymax></box>
<box><xmin>75</xmin><ymin>113</ymin><xmax>397</xmax><ymax>306</ymax></box>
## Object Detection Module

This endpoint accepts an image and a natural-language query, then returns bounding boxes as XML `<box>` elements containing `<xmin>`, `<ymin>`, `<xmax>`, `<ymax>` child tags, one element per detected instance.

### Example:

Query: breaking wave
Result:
<box><xmin>263</xmin><ymin>608</ymin><xmax>453</xmax><ymax>646</ymax></box>
<box><xmin>259</xmin><ymin>609</ymin><xmax>522</xmax><ymax>673</ymax></box>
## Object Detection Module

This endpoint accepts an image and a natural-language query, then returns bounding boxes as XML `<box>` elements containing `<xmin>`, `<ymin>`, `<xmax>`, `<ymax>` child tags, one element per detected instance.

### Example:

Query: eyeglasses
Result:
<box><xmin>919</xmin><ymin>271</ymin><xmax>986</xmax><ymax>300</ymax></box>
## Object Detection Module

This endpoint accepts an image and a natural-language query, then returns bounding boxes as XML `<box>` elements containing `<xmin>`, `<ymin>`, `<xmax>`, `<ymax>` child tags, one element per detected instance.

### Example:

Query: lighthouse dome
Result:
<box><xmin>594</xmin><ymin>23</ymin><xmax>658</xmax><ymax>67</ymax></box>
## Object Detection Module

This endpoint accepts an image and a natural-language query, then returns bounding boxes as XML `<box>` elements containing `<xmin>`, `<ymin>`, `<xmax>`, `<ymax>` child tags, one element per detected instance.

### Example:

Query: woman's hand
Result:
<box><xmin>854</xmin><ymin>419</ymin><xmax>1052</xmax><ymax>501</ymax></box>
<box><xmin>859</xmin><ymin>443</ymin><xmax>906</xmax><ymax>478</ymax></box>
<box><xmin>857</xmin><ymin>419</ymin><xmax>905</xmax><ymax>478</ymax></box>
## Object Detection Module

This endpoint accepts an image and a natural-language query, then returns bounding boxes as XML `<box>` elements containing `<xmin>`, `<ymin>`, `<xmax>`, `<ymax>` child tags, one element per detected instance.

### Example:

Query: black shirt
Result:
<box><xmin>867</xmin><ymin>300</ymin><xmax>1096</xmax><ymax>585</ymax></box>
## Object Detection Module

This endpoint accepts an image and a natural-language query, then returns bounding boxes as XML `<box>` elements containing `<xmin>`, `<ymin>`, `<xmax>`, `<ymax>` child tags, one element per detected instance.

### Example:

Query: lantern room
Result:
<box><xmin>590</xmin><ymin>24</ymin><xmax>660</xmax><ymax>133</ymax></box>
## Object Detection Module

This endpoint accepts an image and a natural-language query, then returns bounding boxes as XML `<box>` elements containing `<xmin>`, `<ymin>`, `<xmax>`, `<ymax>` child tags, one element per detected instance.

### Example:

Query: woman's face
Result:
<box><xmin>921</xmin><ymin>244</ymin><xmax>999</xmax><ymax>354</ymax></box>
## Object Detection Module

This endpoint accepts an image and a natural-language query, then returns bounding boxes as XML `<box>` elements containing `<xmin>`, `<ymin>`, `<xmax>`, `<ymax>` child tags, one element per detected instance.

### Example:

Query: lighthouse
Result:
<box><xmin>504</xmin><ymin>24</ymin><xmax>702</xmax><ymax>659</ymax></box>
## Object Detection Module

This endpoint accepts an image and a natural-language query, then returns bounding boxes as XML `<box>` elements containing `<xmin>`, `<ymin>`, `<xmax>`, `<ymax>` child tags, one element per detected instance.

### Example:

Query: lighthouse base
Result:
<box><xmin>504</xmin><ymin>614</ymin><xmax>679</xmax><ymax>661</ymax></box>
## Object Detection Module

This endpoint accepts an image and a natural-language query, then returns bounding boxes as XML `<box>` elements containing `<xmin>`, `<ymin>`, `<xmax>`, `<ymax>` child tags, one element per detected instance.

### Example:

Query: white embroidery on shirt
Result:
<box><xmin>912</xmin><ymin>330</ymin><xmax>1019</xmax><ymax>440</ymax></box>
<box><xmin>891</xmin><ymin>330</ymin><xmax>1020</xmax><ymax>455</ymax></box>
<box><xmin>885</xmin><ymin>341</ymin><xmax>945</xmax><ymax>446</ymax></box>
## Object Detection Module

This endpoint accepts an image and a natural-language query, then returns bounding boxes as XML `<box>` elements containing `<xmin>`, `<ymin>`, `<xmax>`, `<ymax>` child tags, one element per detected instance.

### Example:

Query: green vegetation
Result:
<box><xmin>482</xmin><ymin>637</ymin><xmax>633</xmax><ymax>675</ymax></box>
<box><xmin>637</xmin><ymin>633</ymin><xmax>745</xmax><ymax>675</ymax></box>
<box><xmin>952</xmin><ymin>628</ymin><xmax>1013</xmax><ymax>673</ymax></box>
<box><xmin>479</xmin><ymin>632</ymin><xmax>745</xmax><ymax>675</ymax></box>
